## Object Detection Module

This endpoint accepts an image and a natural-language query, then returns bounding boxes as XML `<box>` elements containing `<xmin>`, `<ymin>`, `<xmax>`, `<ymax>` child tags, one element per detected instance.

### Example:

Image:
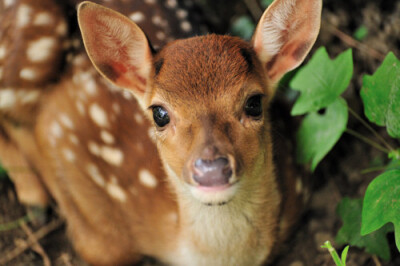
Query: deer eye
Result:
<box><xmin>152</xmin><ymin>106</ymin><xmax>170</xmax><ymax>127</ymax></box>
<box><xmin>244</xmin><ymin>94</ymin><xmax>263</xmax><ymax>119</ymax></box>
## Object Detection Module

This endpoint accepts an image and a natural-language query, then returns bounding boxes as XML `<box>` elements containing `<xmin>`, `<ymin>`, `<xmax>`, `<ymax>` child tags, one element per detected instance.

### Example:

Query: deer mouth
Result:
<box><xmin>188</xmin><ymin>180</ymin><xmax>239</xmax><ymax>205</ymax></box>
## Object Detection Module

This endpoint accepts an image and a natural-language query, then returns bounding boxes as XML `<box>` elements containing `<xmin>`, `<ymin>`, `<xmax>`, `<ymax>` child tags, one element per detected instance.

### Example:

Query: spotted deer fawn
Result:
<box><xmin>0</xmin><ymin>0</ymin><xmax>321</xmax><ymax>265</ymax></box>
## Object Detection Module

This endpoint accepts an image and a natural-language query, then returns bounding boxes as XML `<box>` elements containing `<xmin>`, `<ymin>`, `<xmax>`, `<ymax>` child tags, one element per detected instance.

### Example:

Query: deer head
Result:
<box><xmin>77</xmin><ymin>0</ymin><xmax>321</xmax><ymax>206</ymax></box>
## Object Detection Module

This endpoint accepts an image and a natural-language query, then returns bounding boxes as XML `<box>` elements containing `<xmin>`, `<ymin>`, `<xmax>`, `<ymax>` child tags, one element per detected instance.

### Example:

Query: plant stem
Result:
<box><xmin>348</xmin><ymin>107</ymin><xmax>394</xmax><ymax>151</ymax></box>
<box><xmin>321</xmin><ymin>241</ymin><xmax>343</xmax><ymax>266</ymax></box>
<box><xmin>345</xmin><ymin>128</ymin><xmax>390</xmax><ymax>153</ymax></box>
<box><xmin>361</xmin><ymin>166</ymin><xmax>388</xmax><ymax>174</ymax></box>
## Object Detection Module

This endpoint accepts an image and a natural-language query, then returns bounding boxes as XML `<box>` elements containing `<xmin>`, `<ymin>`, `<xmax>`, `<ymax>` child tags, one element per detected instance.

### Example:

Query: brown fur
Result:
<box><xmin>0</xmin><ymin>0</ymin><xmax>321</xmax><ymax>265</ymax></box>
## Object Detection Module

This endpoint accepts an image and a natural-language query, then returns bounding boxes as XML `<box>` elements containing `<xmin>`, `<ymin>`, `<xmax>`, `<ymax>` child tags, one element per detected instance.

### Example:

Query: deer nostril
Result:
<box><xmin>193</xmin><ymin>157</ymin><xmax>232</xmax><ymax>187</ymax></box>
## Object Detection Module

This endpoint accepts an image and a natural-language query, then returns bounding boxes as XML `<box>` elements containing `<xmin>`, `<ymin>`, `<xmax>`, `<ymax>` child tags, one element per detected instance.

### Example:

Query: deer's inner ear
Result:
<box><xmin>78</xmin><ymin>1</ymin><xmax>154</xmax><ymax>101</ymax></box>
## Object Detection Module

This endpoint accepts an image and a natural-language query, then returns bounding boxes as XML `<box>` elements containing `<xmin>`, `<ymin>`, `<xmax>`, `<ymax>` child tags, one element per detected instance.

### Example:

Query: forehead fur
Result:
<box><xmin>153</xmin><ymin>34</ymin><xmax>265</xmax><ymax>106</ymax></box>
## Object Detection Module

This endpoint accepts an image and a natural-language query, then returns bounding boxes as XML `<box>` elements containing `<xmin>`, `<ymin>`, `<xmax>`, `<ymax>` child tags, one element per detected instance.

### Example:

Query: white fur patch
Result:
<box><xmin>33</xmin><ymin>12</ymin><xmax>53</xmax><ymax>26</ymax></box>
<box><xmin>50</xmin><ymin>121</ymin><xmax>63</xmax><ymax>138</ymax></box>
<box><xmin>129</xmin><ymin>12</ymin><xmax>145</xmax><ymax>23</ymax></box>
<box><xmin>60</xmin><ymin>113</ymin><xmax>74</xmax><ymax>129</ymax></box>
<box><xmin>100</xmin><ymin>146</ymin><xmax>124</xmax><ymax>166</ymax></box>
<box><xmin>20</xmin><ymin>68</ymin><xmax>37</xmax><ymax>81</ymax></box>
<box><xmin>76</xmin><ymin>101</ymin><xmax>85</xmax><ymax>116</ymax></box>
<box><xmin>17</xmin><ymin>4</ymin><xmax>33</xmax><ymax>28</ymax></box>
<box><xmin>69</xmin><ymin>134</ymin><xmax>79</xmax><ymax>145</ymax></box>
<box><xmin>134</xmin><ymin>113</ymin><xmax>144</xmax><ymax>124</ymax></box>
<box><xmin>156</xmin><ymin>31</ymin><xmax>166</xmax><ymax>41</ymax></box>
<box><xmin>4</xmin><ymin>0</ymin><xmax>15</xmax><ymax>8</ymax></box>
<box><xmin>89</xmin><ymin>103</ymin><xmax>109</xmax><ymax>128</ymax></box>
<box><xmin>27</xmin><ymin>37</ymin><xmax>56</xmax><ymax>62</ymax></box>
<box><xmin>0</xmin><ymin>89</ymin><xmax>16</xmax><ymax>109</ymax></box>
<box><xmin>106</xmin><ymin>176</ymin><xmax>127</xmax><ymax>202</ymax></box>
<box><xmin>100</xmin><ymin>130</ymin><xmax>115</xmax><ymax>144</ymax></box>
<box><xmin>88</xmin><ymin>141</ymin><xmax>101</xmax><ymax>156</ymax></box>
<box><xmin>19</xmin><ymin>90</ymin><xmax>40</xmax><ymax>104</ymax></box>
<box><xmin>87</xmin><ymin>163</ymin><xmax>105</xmax><ymax>187</ymax></box>
<box><xmin>139</xmin><ymin>169</ymin><xmax>158</xmax><ymax>188</ymax></box>
<box><xmin>176</xmin><ymin>9</ymin><xmax>188</xmax><ymax>19</ymax></box>
<box><xmin>62</xmin><ymin>148</ymin><xmax>75</xmax><ymax>162</ymax></box>
<box><xmin>180</xmin><ymin>21</ymin><xmax>192</xmax><ymax>32</ymax></box>
<box><xmin>56</xmin><ymin>20</ymin><xmax>68</xmax><ymax>36</ymax></box>
<box><xmin>166</xmin><ymin>0</ymin><xmax>177</xmax><ymax>8</ymax></box>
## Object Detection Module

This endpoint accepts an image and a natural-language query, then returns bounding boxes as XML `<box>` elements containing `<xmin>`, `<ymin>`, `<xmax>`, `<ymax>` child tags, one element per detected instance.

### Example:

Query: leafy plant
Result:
<box><xmin>321</xmin><ymin>240</ymin><xmax>349</xmax><ymax>266</ymax></box>
<box><xmin>291</xmin><ymin>48</ymin><xmax>400</xmax><ymax>260</ymax></box>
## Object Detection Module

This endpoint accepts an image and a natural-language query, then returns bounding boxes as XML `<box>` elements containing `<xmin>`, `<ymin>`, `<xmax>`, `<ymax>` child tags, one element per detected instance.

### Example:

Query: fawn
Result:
<box><xmin>0</xmin><ymin>0</ymin><xmax>321</xmax><ymax>265</ymax></box>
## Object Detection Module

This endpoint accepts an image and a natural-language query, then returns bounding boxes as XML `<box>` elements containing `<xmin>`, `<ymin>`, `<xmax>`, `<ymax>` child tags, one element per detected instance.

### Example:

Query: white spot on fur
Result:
<box><xmin>156</xmin><ymin>31</ymin><xmax>166</xmax><ymax>41</ymax></box>
<box><xmin>20</xmin><ymin>68</ymin><xmax>37</xmax><ymax>81</ymax></box>
<box><xmin>176</xmin><ymin>9</ymin><xmax>188</xmax><ymax>19</ymax></box>
<box><xmin>4</xmin><ymin>0</ymin><xmax>15</xmax><ymax>8</ymax></box>
<box><xmin>27</xmin><ymin>37</ymin><xmax>56</xmax><ymax>62</ymax></box>
<box><xmin>112</xmin><ymin>103</ymin><xmax>121</xmax><ymax>114</ymax></box>
<box><xmin>152</xmin><ymin>15</ymin><xmax>162</xmax><ymax>26</ymax></box>
<box><xmin>76</xmin><ymin>101</ymin><xmax>85</xmax><ymax>116</ymax></box>
<box><xmin>50</xmin><ymin>121</ymin><xmax>63</xmax><ymax>138</ymax></box>
<box><xmin>69</xmin><ymin>134</ymin><xmax>79</xmax><ymax>145</ymax></box>
<box><xmin>60</xmin><ymin>113</ymin><xmax>74</xmax><ymax>129</ymax></box>
<box><xmin>88</xmin><ymin>141</ymin><xmax>101</xmax><ymax>156</ymax></box>
<box><xmin>56</xmin><ymin>20</ymin><xmax>68</xmax><ymax>36</ymax></box>
<box><xmin>122</xmin><ymin>90</ymin><xmax>133</xmax><ymax>100</ymax></box>
<box><xmin>89</xmin><ymin>103</ymin><xmax>109</xmax><ymax>128</ymax></box>
<box><xmin>107</xmin><ymin>176</ymin><xmax>127</xmax><ymax>202</ymax></box>
<box><xmin>145</xmin><ymin>0</ymin><xmax>156</xmax><ymax>4</ymax></box>
<box><xmin>100</xmin><ymin>130</ymin><xmax>115</xmax><ymax>144</ymax></box>
<box><xmin>134</xmin><ymin>113</ymin><xmax>144</xmax><ymax>124</ymax></box>
<box><xmin>62</xmin><ymin>148</ymin><xmax>75</xmax><ymax>162</ymax></box>
<box><xmin>129</xmin><ymin>12</ymin><xmax>145</xmax><ymax>23</ymax></box>
<box><xmin>0</xmin><ymin>45</ymin><xmax>6</xmax><ymax>60</ymax></box>
<box><xmin>33</xmin><ymin>12</ymin><xmax>53</xmax><ymax>26</ymax></box>
<box><xmin>85</xmin><ymin>78</ymin><xmax>97</xmax><ymax>95</ymax></box>
<box><xmin>18</xmin><ymin>90</ymin><xmax>40</xmax><ymax>104</ymax></box>
<box><xmin>180</xmin><ymin>21</ymin><xmax>192</xmax><ymax>32</ymax></box>
<box><xmin>87</xmin><ymin>163</ymin><xmax>105</xmax><ymax>187</ymax></box>
<box><xmin>166</xmin><ymin>0</ymin><xmax>177</xmax><ymax>8</ymax></box>
<box><xmin>139</xmin><ymin>169</ymin><xmax>158</xmax><ymax>188</ymax></box>
<box><xmin>100</xmin><ymin>146</ymin><xmax>124</xmax><ymax>166</ymax></box>
<box><xmin>148</xmin><ymin>128</ymin><xmax>156</xmax><ymax>141</ymax></box>
<box><xmin>0</xmin><ymin>89</ymin><xmax>16</xmax><ymax>109</ymax></box>
<box><xmin>17</xmin><ymin>4</ymin><xmax>33</xmax><ymax>28</ymax></box>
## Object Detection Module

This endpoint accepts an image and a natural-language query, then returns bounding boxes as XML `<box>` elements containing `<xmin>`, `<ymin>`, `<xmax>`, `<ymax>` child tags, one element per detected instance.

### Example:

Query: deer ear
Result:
<box><xmin>252</xmin><ymin>0</ymin><xmax>322</xmax><ymax>86</ymax></box>
<box><xmin>78</xmin><ymin>1</ymin><xmax>152</xmax><ymax>98</ymax></box>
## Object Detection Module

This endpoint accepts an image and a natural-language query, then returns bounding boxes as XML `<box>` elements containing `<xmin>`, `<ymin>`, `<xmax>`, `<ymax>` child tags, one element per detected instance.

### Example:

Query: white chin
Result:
<box><xmin>188</xmin><ymin>183</ymin><xmax>239</xmax><ymax>205</ymax></box>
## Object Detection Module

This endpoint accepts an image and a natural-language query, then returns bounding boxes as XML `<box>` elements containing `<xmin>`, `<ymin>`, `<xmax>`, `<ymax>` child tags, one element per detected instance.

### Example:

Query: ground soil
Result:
<box><xmin>1</xmin><ymin>0</ymin><xmax>400</xmax><ymax>265</ymax></box>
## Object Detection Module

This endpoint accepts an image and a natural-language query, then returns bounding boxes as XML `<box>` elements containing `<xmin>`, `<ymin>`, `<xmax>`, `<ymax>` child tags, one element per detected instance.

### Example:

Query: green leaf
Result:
<box><xmin>290</xmin><ymin>47</ymin><xmax>353</xmax><ymax>115</ymax></box>
<box><xmin>230</xmin><ymin>15</ymin><xmax>255</xmax><ymax>41</ymax></box>
<box><xmin>361</xmin><ymin>52</ymin><xmax>400</xmax><ymax>138</ymax></box>
<box><xmin>353</xmin><ymin>25</ymin><xmax>368</xmax><ymax>41</ymax></box>
<box><xmin>296</xmin><ymin>98</ymin><xmax>348</xmax><ymax>171</ymax></box>
<box><xmin>361</xmin><ymin>170</ymin><xmax>400</xmax><ymax>253</ymax></box>
<box><xmin>336</xmin><ymin>197</ymin><xmax>393</xmax><ymax>261</ymax></box>
<box><xmin>341</xmin><ymin>245</ymin><xmax>350</xmax><ymax>265</ymax></box>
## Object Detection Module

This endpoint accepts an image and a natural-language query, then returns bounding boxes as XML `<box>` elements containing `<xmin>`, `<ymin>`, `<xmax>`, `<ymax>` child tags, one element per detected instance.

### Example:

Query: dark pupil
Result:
<box><xmin>152</xmin><ymin>106</ymin><xmax>170</xmax><ymax>127</ymax></box>
<box><xmin>245</xmin><ymin>95</ymin><xmax>262</xmax><ymax>118</ymax></box>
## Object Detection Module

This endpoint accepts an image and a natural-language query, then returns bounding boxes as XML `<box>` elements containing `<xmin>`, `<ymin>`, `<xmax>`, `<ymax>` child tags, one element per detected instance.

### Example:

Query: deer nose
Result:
<box><xmin>193</xmin><ymin>157</ymin><xmax>232</xmax><ymax>187</ymax></box>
